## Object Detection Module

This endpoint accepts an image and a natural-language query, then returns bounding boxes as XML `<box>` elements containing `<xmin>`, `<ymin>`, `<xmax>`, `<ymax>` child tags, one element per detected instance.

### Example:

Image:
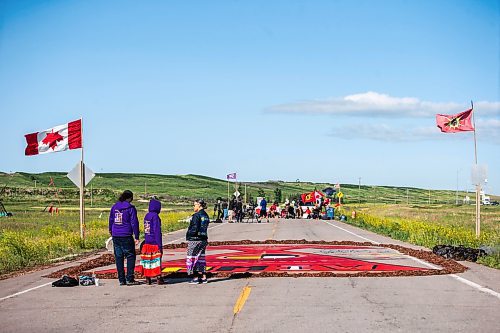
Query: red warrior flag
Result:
<box><xmin>301</xmin><ymin>192</ymin><xmax>315</xmax><ymax>203</ymax></box>
<box><xmin>25</xmin><ymin>119</ymin><xmax>82</xmax><ymax>156</ymax></box>
<box><xmin>436</xmin><ymin>109</ymin><xmax>474</xmax><ymax>133</ymax></box>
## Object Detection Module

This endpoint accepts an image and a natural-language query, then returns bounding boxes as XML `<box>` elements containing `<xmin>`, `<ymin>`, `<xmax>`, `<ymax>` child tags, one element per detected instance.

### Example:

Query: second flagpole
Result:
<box><xmin>471</xmin><ymin>101</ymin><xmax>481</xmax><ymax>238</ymax></box>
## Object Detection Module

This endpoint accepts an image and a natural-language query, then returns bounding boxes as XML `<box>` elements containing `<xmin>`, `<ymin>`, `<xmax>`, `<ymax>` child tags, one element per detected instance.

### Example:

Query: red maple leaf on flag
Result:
<box><xmin>42</xmin><ymin>131</ymin><xmax>64</xmax><ymax>150</ymax></box>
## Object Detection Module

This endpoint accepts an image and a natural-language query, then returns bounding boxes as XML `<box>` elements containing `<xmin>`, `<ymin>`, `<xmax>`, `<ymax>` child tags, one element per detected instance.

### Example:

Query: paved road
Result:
<box><xmin>1</xmin><ymin>219</ymin><xmax>499</xmax><ymax>333</ymax></box>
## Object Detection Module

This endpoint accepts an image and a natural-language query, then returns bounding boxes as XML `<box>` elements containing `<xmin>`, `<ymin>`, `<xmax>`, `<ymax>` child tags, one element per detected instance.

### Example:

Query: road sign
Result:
<box><xmin>234</xmin><ymin>190</ymin><xmax>241</xmax><ymax>197</ymax></box>
<box><xmin>471</xmin><ymin>164</ymin><xmax>488</xmax><ymax>185</ymax></box>
<box><xmin>337</xmin><ymin>192</ymin><xmax>344</xmax><ymax>198</ymax></box>
<box><xmin>67</xmin><ymin>163</ymin><xmax>95</xmax><ymax>188</ymax></box>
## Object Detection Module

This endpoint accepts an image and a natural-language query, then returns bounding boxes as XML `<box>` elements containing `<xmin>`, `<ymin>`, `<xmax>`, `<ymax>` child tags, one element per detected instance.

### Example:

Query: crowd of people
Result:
<box><xmin>212</xmin><ymin>195</ymin><xmax>337</xmax><ymax>222</ymax></box>
<box><xmin>212</xmin><ymin>197</ymin><xmax>246</xmax><ymax>222</ymax></box>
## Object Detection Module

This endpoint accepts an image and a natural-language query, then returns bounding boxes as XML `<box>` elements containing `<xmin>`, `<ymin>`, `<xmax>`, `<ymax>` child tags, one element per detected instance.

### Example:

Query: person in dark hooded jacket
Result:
<box><xmin>109</xmin><ymin>190</ymin><xmax>140</xmax><ymax>286</ymax></box>
<box><xmin>186</xmin><ymin>199</ymin><xmax>210</xmax><ymax>284</ymax></box>
<box><xmin>140</xmin><ymin>198</ymin><xmax>164</xmax><ymax>285</ymax></box>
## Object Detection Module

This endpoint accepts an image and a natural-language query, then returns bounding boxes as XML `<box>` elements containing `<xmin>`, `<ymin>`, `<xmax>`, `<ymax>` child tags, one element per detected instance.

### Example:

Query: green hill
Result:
<box><xmin>0</xmin><ymin>171</ymin><xmax>496</xmax><ymax>206</ymax></box>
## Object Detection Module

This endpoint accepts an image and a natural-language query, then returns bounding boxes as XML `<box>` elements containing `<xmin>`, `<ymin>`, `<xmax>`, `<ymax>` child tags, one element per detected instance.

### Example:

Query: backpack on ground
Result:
<box><xmin>52</xmin><ymin>275</ymin><xmax>79</xmax><ymax>287</ymax></box>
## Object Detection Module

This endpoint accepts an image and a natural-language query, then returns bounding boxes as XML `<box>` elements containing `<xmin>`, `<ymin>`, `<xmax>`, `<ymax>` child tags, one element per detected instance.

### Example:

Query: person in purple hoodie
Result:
<box><xmin>140</xmin><ymin>197</ymin><xmax>164</xmax><ymax>285</ymax></box>
<box><xmin>109</xmin><ymin>190</ymin><xmax>140</xmax><ymax>286</ymax></box>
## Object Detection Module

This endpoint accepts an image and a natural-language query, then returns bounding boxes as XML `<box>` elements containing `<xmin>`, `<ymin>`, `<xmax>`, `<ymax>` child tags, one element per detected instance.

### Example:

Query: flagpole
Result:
<box><xmin>471</xmin><ymin>101</ymin><xmax>480</xmax><ymax>238</ymax></box>
<box><xmin>472</xmin><ymin>101</ymin><xmax>478</xmax><ymax>165</ymax></box>
<box><xmin>234</xmin><ymin>175</ymin><xmax>238</xmax><ymax>197</ymax></box>
<box><xmin>79</xmin><ymin>117</ymin><xmax>86</xmax><ymax>246</ymax></box>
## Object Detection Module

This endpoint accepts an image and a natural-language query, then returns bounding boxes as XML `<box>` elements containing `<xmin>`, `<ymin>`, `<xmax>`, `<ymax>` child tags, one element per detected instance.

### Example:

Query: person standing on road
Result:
<box><xmin>109</xmin><ymin>190</ymin><xmax>140</xmax><ymax>286</ymax></box>
<box><xmin>140</xmin><ymin>197</ymin><xmax>164</xmax><ymax>285</ymax></box>
<box><xmin>259</xmin><ymin>197</ymin><xmax>268</xmax><ymax>223</ymax></box>
<box><xmin>214</xmin><ymin>199</ymin><xmax>223</xmax><ymax>221</ymax></box>
<box><xmin>235</xmin><ymin>197</ymin><xmax>243</xmax><ymax>222</ymax></box>
<box><xmin>222</xmin><ymin>200</ymin><xmax>228</xmax><ymax>220</ymax></box>
<box><xmin>186</xmin><ymin>199</ymin><xmax>210</xmax><ymax>284</ymax></box>
<box><xmin>228</xmin><ymin>196</ymin><xmax>235</xmax><ymax>222</ymax></box>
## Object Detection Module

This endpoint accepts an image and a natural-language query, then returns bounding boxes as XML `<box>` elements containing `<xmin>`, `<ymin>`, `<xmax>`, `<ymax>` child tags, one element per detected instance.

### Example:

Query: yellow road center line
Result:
<box><xmin>233</xmin><ymin>286</ymin><xmax>252</xmax><ymax>315</ymax></box>
<box><xmin>271</xmin><ymin>222</ymin><xmax>277</xmax><ymax>239</ymax></box>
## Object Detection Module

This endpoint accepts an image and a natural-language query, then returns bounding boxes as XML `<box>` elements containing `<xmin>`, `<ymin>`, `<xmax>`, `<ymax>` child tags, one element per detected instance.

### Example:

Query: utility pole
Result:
<box><xmin>406</xmin><ymin>188</ymin><xmax>409</xmax><ymax>205</ymax></box>
<box><xmin>456</xmin><ymin>169</ymin><xmax>459</xmax><ymax>205</ymax></box>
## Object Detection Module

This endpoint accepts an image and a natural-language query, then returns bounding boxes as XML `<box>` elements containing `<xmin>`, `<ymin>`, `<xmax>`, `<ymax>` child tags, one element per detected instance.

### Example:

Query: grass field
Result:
<box><xmin>0</xmin><ymin>208</ymin><xmax>192</xmax><ymax>276</ymax></box>
<box><xmin>344</xmin><ymin>203</ymin><xmax>500</xmax><ymax>268</ymax></box>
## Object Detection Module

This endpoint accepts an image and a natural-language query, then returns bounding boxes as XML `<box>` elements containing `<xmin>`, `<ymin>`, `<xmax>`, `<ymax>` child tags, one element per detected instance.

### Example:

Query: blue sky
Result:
<box><xmin>1</xmin><ymin>0</ymin><xmax>499</xmax><ymax>194</ymax></box>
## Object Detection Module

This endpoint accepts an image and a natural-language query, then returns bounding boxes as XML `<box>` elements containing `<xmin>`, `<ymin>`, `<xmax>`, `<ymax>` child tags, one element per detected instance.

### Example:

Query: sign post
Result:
<box><xmin>67</xmin><ymin>161</ymin><xmax>95</xmax><ymax>245</ymax></box>
<box><xmin>471</xmin><ymin>164</ymin><xmax>487</xmax><ymax>238</ymax></box>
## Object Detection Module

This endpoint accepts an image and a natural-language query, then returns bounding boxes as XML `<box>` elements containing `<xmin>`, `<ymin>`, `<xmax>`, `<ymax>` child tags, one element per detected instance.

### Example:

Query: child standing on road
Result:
<box><xmin>140</xmin><ymin>197</ymin><xmax>164</xmax><ymax>285</ymax></box>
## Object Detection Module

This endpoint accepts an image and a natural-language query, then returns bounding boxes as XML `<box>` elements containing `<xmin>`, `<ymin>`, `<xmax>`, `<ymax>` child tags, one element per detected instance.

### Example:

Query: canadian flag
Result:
<box><xmin>314</xmin><ymin>190</ymin><xmax>325</xmax><ymax>200</ymax></box>
<box><xmin>25</xmin><ymin>119</ymin><xmax>82</xmax><ymax>156</ymax></box>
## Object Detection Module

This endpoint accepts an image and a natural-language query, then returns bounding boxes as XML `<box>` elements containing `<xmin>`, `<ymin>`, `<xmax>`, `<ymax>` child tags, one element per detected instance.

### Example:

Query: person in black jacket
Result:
<box><xmin>186</xmin><ymin>199</ymin><xmax>210</xmax><ymax>284</ymax></box>
<box><xmin>235</xmin><ymin>197</ymin><xmax>243</xmax><ymax>222</ymax></box>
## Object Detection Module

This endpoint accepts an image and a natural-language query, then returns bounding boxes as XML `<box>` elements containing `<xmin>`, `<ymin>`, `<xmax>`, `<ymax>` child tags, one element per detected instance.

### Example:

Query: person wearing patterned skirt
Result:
<box><xmin>140</xmin><ymin>198</ymin><xmax>164</xmax><ymax>285</ymax></box>
<box><xmin>186</xmin><ymin>199</ymin><xmax>210</xmax><ymax>284</ymax></box>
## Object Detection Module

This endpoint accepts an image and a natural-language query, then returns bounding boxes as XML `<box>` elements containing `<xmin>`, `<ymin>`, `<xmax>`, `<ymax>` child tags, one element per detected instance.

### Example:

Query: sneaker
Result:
<box><xmin>126</xmin><ymin>280</ymin><xmax>141</xmax><ymax>286</ymax></box>
<box><xmin>119</xmin><ymin>281</ymin><xmax>127</xmax><ymax>286</ymax></box>
<box><xmin>188</xmin><ymin>278</ymin><xmax>200</xmax><ymax>285</ymax></box>
<box><xmin>200</xmin><ymin>278</ymin><xmax>208</xmax><ymax>284</ymax></box>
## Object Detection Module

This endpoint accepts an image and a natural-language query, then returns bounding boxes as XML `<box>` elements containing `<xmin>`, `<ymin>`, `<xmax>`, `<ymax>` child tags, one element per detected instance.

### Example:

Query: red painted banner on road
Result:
<box><xmin>96</xmin><ymin>244</ymin><xmax>429</xmax><ymax>275</ymax></box>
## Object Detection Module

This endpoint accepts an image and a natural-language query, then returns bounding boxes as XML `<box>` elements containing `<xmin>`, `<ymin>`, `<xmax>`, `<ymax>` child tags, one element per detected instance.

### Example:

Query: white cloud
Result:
<box><xmin>476</xmin><ymin>118</ymin><xmax>500</xmax><ymax>144</ymax></box>
<box><xmin>268</xmin><ymin>91</ymin><xmax>500</xmax><ymax>118</ymax></box>
<box><xmin>329</xmin><ymin>124</ymin><xmax>441</xmax><ymax>142</ymax></box>
<box><xmin>330</xmin><ymin>120</ymin><xmax>500</xmax><ymax>144</ymax></box>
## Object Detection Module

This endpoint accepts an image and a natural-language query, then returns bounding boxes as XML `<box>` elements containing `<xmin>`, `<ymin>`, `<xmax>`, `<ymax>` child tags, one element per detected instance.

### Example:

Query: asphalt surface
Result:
<box><xmin>1</xmin><ymin>219</ymin><xmax>499</xmax><ymax>333</ymax></box>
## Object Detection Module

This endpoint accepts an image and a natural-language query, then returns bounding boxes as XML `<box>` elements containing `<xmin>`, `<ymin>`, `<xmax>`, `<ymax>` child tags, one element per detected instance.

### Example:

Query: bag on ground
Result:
<box><xmin>78</xmin><ymin>275</ymin><xmax>95</xmax><ymax>286</ymax></box>
<box><xmin>52</xmin><ymin>275</ymin><xmax>79</xmax><ymax>287</ymax></box>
